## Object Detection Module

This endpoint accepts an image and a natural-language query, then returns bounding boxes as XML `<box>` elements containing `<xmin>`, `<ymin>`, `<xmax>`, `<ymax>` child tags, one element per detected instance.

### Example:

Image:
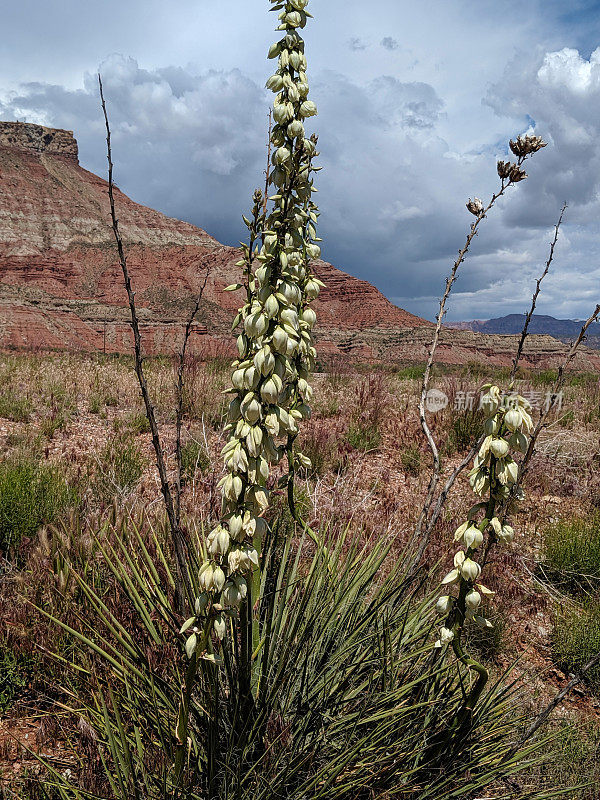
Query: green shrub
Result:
<box><xmin>0</xmin><ymin>457</ymin><xmax>76</xmax><ymax>555</ymax></box>
<box><xmin>126</xmin><ymin>411</ymin><xmax>151</xmax><ymax>435</ymax></box>
<box><xmin>346</xmin><ymin>421</ymin><xmax>381</xmax><ymax>451</ymax></box>
<box><xmin>94</xmin><ymin>434</ymin><xmax>146</xmax><ymax>499</ymax></box>
<box><xmin>401</xmin><ymin>444</ymin><xmax>422</xmax><ymax>475</ymax></box>
<box><xmin>39</xmin><ymin>411</ymin><xmax>68</xmax><ymax>440</ymax></box>
<box><xmin>180</xmin><ymin>439</ymin><xmax>210</xmax><ymax>481</ymax></box>
<box><xmin>397</xmin><ymin>365</ymin><xmax>426</xmax><ymax>380</ymax></box>
<box><xmin>544</xmin><ymin>513</ymin><xmax>600</xmax><ymax>594</ymax></box>
<box><xmin>446</xmin><ymin>407</ymin><xmax>484</xmax><ymax>454</ymax></box>
<box><xmin>552</xmin><ymin>599</ymin><xmax>600</xmax><ymax>690</ymax></box>
<box><xmin>532</xmin><ymin>369</ymin><xmax>559</xmax><ymax>386</ymax></box>
<box><xmin>0</xmin><ymin>393</ymin><xmax>32</xmax><ymax>422</ymax></box>
<box><xmin>0</xmin><ymin>641</ymin><xmax>35</xmax><ymax>713</ymax></box>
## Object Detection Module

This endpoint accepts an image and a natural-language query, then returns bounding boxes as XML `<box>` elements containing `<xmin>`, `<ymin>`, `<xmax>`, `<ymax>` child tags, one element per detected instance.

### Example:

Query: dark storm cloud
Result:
<box><xmin>1</xmin><ymin>0</ymin><xmax>599</xmax><ymax>321</ymax></box>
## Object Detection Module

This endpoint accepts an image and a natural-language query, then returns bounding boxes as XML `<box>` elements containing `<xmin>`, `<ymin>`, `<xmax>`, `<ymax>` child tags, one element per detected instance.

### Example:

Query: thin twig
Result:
<box><xmin>510</xmin><ymin>202</ymin><xmax>567</xmax><ymax>385</ymax></box>
<box><xmin>414</xmin><ymin>160</ymin><xmax>526</xmax><ymax>557</ymax></box>
<box><xmin>174</xmin><ymin>268</ymin><xmax>209</xmax><ymax>527</ymax></box>
<box><xmin>509</xmin><ymin>648</ymin><xmax>600</xmax><ymax>759</ymax></box>
<box><xmin>99</xmin><ymin>74</ymin><xmax>192</xmax><ymax>609</ymax></box>
<box><xmin>263</xmin><ymin>109</ymin><xmax>273</xmax><ymax>218</ymax></box>
<box><xmin>519</xmin><ymin>303</ymin><xmax>600</xmax><ymax>487</ymax></box>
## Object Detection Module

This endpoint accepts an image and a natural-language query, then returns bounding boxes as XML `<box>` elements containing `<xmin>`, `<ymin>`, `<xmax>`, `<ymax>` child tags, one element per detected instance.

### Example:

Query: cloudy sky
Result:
<box><xmin>2</xmin><ymin>0</ymin><xmax>600</xmax><ymax>321</ymax></box>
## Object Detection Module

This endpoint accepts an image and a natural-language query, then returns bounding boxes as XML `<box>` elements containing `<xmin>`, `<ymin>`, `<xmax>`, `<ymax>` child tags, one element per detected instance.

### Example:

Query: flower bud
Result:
<box><xmin>261</xmin><ymin>377</ymin><xmax>281</xmax><ymax>404</ymax></box>
<box><xmin>213</xmin><ymin>613</ymin><xmax>226</xmax><ymax>640</ymax></box>
<box><xmin>480</xmin><ymin>387</ymin><xmax>500</xmax><ymax>416</ymax></box>
<box><xmin>238</xmin><ymin>390</ymin><xmax>256</xmax><ymax>419</ymax></box>
<box><xmin>268</xmin><ymin>42</ymin><xmax>282</xmax><ymax>59</ymax></box>
<box><xmin>497</xmin><ymin>524</ymin><xmax>514</xmax><ymax>544</ymax></box>
<box><xmin>460</xmin><ymin>558</ymin><xmax>481</xmax><ymax>582</ymax></box>
<box><xmin>228</xmin><ymin>515</ymin><xmax>243</xmax><ymax>540</ymax></box>
<box><xmin>464</xmin><ymin>525</ymin><xmax>483</xmax><ymax>549</ymax></box>
<box><xmin>287</xmin><ymin>119</ymin><xmax>305</xmax><ymax>139</ymax></box>
<box><xmin>212</xmin><ymin>566</ymin><xmax>226</xmax><ymax>592</ymax></box>
<box><xmin>436</xmin><ymin>595</ymin><xmax>453</xmax><ymax>615</ymax></box>
<box><xmin>434</xmin><ymin>626</ymin><xmax>455</xmax><ymax>648</ymax></box>
<box><xmin>465</xmin><ymin>589</ymin><xmax>482</xmax><ymax>611</ymax></box>
<box><xmin>504</xmin><ymin>408</ymin><xmax>522</xmax><ymax>432</ymax></box>
<box><xmin>300</xmin><ymin>100</ymin><xmax>318</xmax><ymax>118</ymax></box>
<box><xmin>199</xmin><ymin>562</ymin><xmax>214</xmax><ymax>592</ymax></box>
<box><xmin>266</xmin><ymin>74</ymin><xmax>284</xmax><ymax>92</ymax></box>
<box><xmin>301</xmin><ymin>307</ymin><xmax>316</xmax><ymax>327</ymax></box>
<box><xmin>272</xmin><ymin>326</ymin><xmax>289</xmax><ymax>353</ymax></box>
<box><xmin>274</xmin><ymin>146</ymin><xmax>291</xmax><ymax>165</ymax></box>
<box><xmin>305</xmin><ymin>279</ymin><xmax>321</xmax><ymax>300</ymax></box>
<box><xmin>489</xmin><ymin>438</ymin><xmax>509</xmax><ymax>458</ymax></box>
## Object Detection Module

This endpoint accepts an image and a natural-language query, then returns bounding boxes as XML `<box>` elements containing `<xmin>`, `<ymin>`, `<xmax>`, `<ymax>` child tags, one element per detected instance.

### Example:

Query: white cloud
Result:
<box><xmin>1</xmin><ymin>2</ymin><xmax>599</xmax><ymax>322</ymax></box>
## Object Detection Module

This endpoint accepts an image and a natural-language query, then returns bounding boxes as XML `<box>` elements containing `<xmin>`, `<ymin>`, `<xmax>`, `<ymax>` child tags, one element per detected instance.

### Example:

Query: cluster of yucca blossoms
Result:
<box><xmin>185</xmin><ymin>0</ymin><xmax>321</xmax><ymax>651</ymax></box>
<box><xmin>436</xmin><ymin>387</ymin><xmax>533</xmax><ymax>652</ymax></box>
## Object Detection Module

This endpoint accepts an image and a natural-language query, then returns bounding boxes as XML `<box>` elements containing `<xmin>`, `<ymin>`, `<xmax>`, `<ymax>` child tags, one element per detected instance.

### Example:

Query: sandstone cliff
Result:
<box><xmin>0</xmin><ymin>121</ymin><xmax>598</xmax><ymax>370</ymax></box>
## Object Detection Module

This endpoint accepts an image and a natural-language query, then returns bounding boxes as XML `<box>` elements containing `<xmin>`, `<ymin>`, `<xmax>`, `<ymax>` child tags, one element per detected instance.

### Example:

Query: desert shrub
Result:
<box><xmin>401</xmin><ymin>443</ymin><xmax>422</xmax><ymax>475</ymax></box>
<box><xmin>397</xmin><ymin>364</ymin><xmax>425</xmax><ymax>380</ymax></box>
<box><xmin>126</xmin><ymin>411</ymin><xmax>151</xmax><ymax>435</ymax></box>
<box><xmin>39</xmin><ymin>410</ymin><xmax>68</xmax><ymax>439</ymax></box>
<box><xmin>0</xmin><ymin>456</ymin><xmax>76</xmax><ymax>556</ymax></box>
<box><xmin>0</xmin><ymin>393</ymin><xmax>32</xmax><ymax>422</ymax></box>
<box><xmin>180</xmin><ymin>438</ymin><xmax>210</xmax><ymax>481</ymax></box>
<box><xmin>346</xmin><ymin>420</ymin><xmax>381</xmax><ymax>451</ymax></box>
<box><xmin>445</xmin><ymin>406</ymin><xmax>485</xmax><ymax>454</ymax></box>
<box><xmin>345</xmin><ymin>375</ymin><xmax>386</xmax><ymax>452</ymax></box>
<box><xmin>0</xmin><ymin>641</ymin><xmax>35</xmax><ymax>714</ymax></box>
<box><xmin>524</xmin><ymin>718</ymin><xmax>600</xmax><ymax>798</ymax></box>
<box><xmin>298</xmin><ymin>423</ymin><xmax>345</xmax><ymax>476</ymax></box>
<box><xmin>94</xmin><ymin>433</ymin><xmax>145</xmax><ymax>500</ymax></box>
<box><xmin>552</xmin><ymin>599</ymin><xmax>600</xmax><ymax>690</ymax></box>
<box><xmin>45</xmin><ymin>524</ymin><xmax>560</xmax><ymax>800</ymax></box>
<box><xmin>314</xmin><ymin>394</ymin><xmax>340</xmax><ymax>418</ymax></box>
<box><xmin>182</xmin><ymin>359</ymin><xmax>228</xmax><ymax>429</ymax></box>
<box><xmin>557</xmin><ymin>408</ymin><xmax>575</xmax><ymax>428</ymax></box>
<box><xmin>532</xmin><ymin>369</ymin><xmax>559</xmax><ymax>386</ymax></box>
<box><xmin>544</xmin><ymin>513</ymin><xmax>600</xmax><ymax>594</ymax></box>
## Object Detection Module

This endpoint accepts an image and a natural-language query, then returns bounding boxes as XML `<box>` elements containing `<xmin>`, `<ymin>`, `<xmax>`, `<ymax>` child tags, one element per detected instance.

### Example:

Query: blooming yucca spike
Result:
<box><xmin>182</xmin><ymin>0</ymin><xmax>322</xmax><ymax>656</ymax></box>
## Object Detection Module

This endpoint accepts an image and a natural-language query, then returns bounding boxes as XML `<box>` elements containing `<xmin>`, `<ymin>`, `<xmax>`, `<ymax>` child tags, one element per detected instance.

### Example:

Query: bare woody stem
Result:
<box><xmin>516</xmin><ymin>302</ymin><xmax>600</xmax><ymax>490</ymax></box>
<box><xmin>99</xmin><ymin>74</ymin><xmax>192</xmax><ymax>608</ymax></box>
<box><xmin>412</xmin><ymin>160</ymin><xmax>526</xmax><ymax>567</ymax></box>
<box><xmin>509</xmin><ymin>202</ymin><xmax>567</xmax><ymax>386</ymax></box>
<box><xmin>175</xmin><ymin>270</ymin><xmax>209</xmax><ymax>527</ymax></box>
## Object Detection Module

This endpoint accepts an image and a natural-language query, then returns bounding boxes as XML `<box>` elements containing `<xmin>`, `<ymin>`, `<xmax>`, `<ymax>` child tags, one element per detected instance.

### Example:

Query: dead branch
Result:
<box><xmin>174</xmin><ymin>267</ymin><xmax>209</xmax><ymax>527</ymax></box>
<box><xmin>99</xmin><ymin>74</ymin><xmax>192</xmax><ymax>609</ymax></box>
<box><xmin>510</xmin><ymin>202</ymin><xmax>567</xmax><ymax>385</ymax></box>
<box><xmin>413</xmin><ymin>155</ymin><xmax>530</xmax><ymax>561</ymax></box>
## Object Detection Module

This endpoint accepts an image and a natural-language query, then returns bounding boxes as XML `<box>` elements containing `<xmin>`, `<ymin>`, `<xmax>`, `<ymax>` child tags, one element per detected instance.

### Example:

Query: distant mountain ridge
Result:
<box><xmin>448</xmin><ymin>314</ymin><xmax>600</xmax><ymax>350</ymax></box>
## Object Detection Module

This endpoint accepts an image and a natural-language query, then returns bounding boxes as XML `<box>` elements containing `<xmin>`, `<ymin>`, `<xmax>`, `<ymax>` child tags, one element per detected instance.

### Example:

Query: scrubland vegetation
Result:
<box><xmin>1</xmin><ymin>1</ymin><xmax>600</xmax><ymax>798</ymax></box>
<box><xmin>0</xmin><ymin>353</ymin><xmax>599</xmax><ymax>797</ymax></box>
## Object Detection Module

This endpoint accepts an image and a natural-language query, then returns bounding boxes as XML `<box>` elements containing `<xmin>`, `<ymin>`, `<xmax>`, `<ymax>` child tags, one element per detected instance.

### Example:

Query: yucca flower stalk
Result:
<box><xmin>181</xmin><ymin>0</ymin><xmax>322</xmax><ymax>662</ymax></box>
<box><xmin>430</xmin><ymin>133</ymin><xmax>548</xmax><ymax>730</ymax></box>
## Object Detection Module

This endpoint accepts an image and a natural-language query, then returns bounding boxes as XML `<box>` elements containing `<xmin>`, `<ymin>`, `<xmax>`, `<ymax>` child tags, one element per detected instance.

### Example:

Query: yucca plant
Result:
<box><xmin>37</xmin><ymin>515</ymin><xmax>563</xmax><ymax>800</ymax></box>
